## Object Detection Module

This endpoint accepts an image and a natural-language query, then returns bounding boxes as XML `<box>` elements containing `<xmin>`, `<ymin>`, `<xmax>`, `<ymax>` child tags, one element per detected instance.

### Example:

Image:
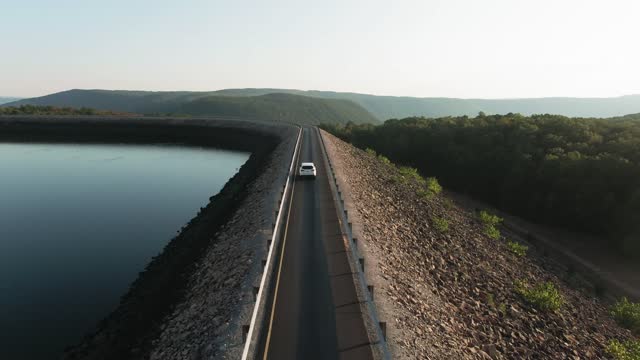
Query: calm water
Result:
<box><xmin>0</xmin><ymin>142</ymin><xmax>249</xmax><ymax>359</ymax></box>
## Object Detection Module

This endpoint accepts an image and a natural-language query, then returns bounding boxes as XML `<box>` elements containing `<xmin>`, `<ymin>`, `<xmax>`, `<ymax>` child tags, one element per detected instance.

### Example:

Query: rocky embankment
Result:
<box><xmin>147</xmin><ymin>128</ymin><xmax>297</xmax><ymax>360</ymax></box>
<box><xmin>321</xmin><ymin>130</ymin><xmax>634</xmax><ymax>359</ymax></box>
<box><xmin>0</xmin><ymin>116</ymin><xmax>297</xmax><ymax>360</ymax></box>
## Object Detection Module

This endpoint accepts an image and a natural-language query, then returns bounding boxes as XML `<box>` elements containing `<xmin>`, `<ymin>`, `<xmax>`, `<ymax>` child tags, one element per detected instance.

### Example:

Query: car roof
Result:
<box><xmin>301</xmin><ymin>162</ymin><xmax>315</xmax><ymax>166</ymax></box>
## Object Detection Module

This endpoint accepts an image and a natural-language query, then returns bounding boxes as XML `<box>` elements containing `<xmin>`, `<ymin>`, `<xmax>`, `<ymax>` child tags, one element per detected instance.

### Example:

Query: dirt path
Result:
<box><xmin>449</xmin><ymin>192</ymin><xmax>640</xmax><ymax>301</ymax></box>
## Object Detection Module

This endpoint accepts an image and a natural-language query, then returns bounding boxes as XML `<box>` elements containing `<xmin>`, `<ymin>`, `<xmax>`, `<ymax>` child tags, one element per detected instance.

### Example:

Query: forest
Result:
<box><xmin>321</xmin><ymin>112</ymin><xmax>640</xmax><ymax>257</ymax></box>
<box><xmin>0</xmin><ymin>105</ymin><xmax>131</xmax><ymax>116</ymax></box>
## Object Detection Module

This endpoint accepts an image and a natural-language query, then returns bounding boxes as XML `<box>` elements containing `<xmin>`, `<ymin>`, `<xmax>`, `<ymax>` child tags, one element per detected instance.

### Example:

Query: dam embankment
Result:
<box><xmin>0</xmin><ymin>116</ymin><xmax>298</xmax><ymax>359</ymax></box>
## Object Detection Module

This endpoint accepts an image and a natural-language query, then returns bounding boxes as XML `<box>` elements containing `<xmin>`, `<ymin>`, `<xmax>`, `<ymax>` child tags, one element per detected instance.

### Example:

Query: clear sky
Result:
<box><xmin>2</xmin><ymin>0</ymin><xmax>639</xmax><ymax>98</ymax></box>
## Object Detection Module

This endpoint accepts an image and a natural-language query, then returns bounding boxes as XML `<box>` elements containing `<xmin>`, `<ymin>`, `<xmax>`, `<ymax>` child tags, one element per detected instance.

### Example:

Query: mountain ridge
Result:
<box><xmin>6</xmin><ymin>88</ymin><xmax>640</xmax><ymax>120</ymax></box>
<box><xmin>2</xmin><ymin>90</ymin><xmax>378</xmax><ymax>125</ymax></box>
<box><xmin>0</xmin><ymin>97</ymin><xmax>22</xmax><ymax>105</ymax></box>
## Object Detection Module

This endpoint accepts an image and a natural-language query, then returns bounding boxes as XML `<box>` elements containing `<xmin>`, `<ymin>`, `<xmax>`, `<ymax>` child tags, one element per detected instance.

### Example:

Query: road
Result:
<box><xmin>259</xmin><ymin>127</ymin><xmax>374</xmax><ymax>360</ymax></box>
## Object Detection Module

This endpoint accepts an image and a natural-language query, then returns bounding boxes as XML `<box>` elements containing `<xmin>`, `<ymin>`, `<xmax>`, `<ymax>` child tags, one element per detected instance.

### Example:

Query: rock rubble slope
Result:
<box><xmin>321</xmin><ymin>130</ymin><xmax>634</xmax><ymax>359</ymax></box>
<box><xmin>149</xmin><ymin>131</ymin><xmax>296</xmax><ymax>360</ymax></box>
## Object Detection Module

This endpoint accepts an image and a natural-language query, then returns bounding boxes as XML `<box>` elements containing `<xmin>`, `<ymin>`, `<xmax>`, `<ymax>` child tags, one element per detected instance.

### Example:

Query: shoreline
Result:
<box><xmin>0</xmin><ymin>116</ymin><xmax>297</xmax><ymax>359</ymax></box>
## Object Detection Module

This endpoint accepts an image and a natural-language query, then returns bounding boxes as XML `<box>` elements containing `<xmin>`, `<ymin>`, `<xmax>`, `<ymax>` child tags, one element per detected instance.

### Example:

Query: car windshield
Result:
<box><xmin>302</xmin><ymin>165</ymin><xmax>313</xmax><ymax>169</ymax></box>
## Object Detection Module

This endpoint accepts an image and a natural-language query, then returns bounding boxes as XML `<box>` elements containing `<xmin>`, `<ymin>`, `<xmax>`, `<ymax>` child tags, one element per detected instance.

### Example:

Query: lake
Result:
<box><xmin>0</xmin><ymin>142</ymin><xmax>249</xmax><ymax>359</ymax></box>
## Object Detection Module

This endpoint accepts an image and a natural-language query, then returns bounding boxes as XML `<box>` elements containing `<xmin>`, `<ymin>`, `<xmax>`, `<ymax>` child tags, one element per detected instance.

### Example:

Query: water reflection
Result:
<box><xmin>0</xmin><ymin>142</ymin><xmax>249</xmax><ymax>359</ymax></box>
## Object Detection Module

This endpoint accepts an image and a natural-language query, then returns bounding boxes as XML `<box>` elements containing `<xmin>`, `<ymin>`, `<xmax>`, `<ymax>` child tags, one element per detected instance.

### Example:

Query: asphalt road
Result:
<box><xmin>259</xmin><ymin>127</ymin><xmax>374</xmax><ymax>360</ymax></box>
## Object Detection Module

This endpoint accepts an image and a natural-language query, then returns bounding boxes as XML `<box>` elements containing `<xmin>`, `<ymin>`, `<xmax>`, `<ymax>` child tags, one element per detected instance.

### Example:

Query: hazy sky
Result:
<box><xmin>2</xmin><ymin>0</ymin><xmax>639</xmax><ymax>98</ymax></box>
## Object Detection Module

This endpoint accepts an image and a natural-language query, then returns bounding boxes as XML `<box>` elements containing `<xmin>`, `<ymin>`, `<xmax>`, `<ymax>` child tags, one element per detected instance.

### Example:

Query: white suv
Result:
<box><xmin>299</xmin><ymin>162</ymin><xmax>317</xmax><ymax>179</ymax></box>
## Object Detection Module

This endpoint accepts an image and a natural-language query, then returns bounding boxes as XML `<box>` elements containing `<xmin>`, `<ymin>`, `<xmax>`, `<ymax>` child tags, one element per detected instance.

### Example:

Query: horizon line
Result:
<box><xmin>5</xmin><ymin>88</ymin><xmax>640</xmax><ymax>102</ymax></box>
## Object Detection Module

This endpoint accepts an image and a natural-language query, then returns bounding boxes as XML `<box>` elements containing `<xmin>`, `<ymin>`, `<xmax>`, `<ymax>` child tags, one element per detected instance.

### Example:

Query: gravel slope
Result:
<box><xmin>149</xmin><ymin>129</ymin><xmax>297</xmax><ymax>359</ymax></box>
<box><xmin>321</xmin><ymin>130</ymin><xmax>634</xmax><ymax>359</ymax></box>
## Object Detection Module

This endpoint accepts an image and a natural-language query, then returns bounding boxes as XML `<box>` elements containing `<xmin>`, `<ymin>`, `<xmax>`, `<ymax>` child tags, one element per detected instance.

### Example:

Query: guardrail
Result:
<box><xmin>241</xmin><ymin>126</ymin><xmax>302</xmax><ymax>360</ymax></box>
<box><xmin>316</xmin><ymin>127</ymin><xmax>392</xmax><ymax>359</ymax></box>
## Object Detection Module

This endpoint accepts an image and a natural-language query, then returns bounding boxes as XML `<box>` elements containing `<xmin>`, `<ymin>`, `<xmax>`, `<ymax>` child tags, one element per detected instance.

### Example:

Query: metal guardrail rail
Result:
<box><xmin>241</xmin><ymin>126</ymin><xmax>302</xmax><ymax>360</ymax></box>
<box><xmin>316</xmin><ymin>127</ymin><xmax>392</xmax><ymax>359</ymax></box>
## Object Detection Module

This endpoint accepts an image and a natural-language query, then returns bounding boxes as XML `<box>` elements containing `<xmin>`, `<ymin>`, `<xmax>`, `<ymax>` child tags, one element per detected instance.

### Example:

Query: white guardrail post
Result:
<box><xmin>241</xmin><ymin>126</ymin><xmax>302</xmax><ymax>360</ymax></box>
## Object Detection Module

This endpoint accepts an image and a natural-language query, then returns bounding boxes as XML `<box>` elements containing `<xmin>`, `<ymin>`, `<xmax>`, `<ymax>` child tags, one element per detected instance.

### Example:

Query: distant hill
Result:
<box><xmin>213</xmin><ymin>89</ymin><xmax>640</xmax><ymax>120</ymax></box>
<box><xmin>7</xmin><ymin>88</ymin><xmax>640</xmax><ymax>121</ymax></box>
<box><xmin>3</xmin><ymin>90</ymin><xmax>377</xmax><ymax>125</ymax></box>
<box><xmin>179</xmin><ymin>93</ymin><xmax>377</xmax><ymax>125</ymax></box>
<box><xmin>0</xmin><ymin>97</ymin><xmax>21</xmax><ymax>105</ymax></box>
<box><xmin>3</xmin><ymin>90</ymin><xmax>216</xmax><ymax>114</ymax></box>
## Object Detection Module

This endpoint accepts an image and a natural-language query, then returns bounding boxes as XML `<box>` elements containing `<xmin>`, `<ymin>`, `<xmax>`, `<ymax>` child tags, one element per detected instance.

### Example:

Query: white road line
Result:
<box><xmin>240</xmin><ymin>127</ymin><xmax>302</xmax><ymax>360</ymax></box>
<box><xmin>262</xmin><ymin>152</ymin><xmax>299</xmax><ymax>359</ymax></box>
